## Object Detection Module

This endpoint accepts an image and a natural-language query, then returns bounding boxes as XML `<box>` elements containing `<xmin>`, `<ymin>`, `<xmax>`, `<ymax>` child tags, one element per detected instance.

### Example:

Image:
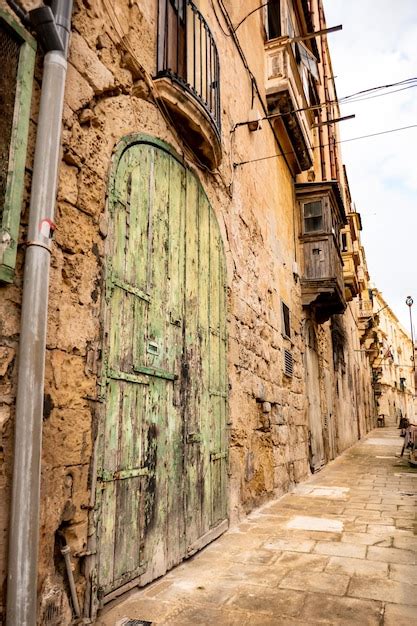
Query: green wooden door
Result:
<box><xmin>95</xmin><ymin>138</ymin><xmax>228</xmax><ymax>603</ymax></box>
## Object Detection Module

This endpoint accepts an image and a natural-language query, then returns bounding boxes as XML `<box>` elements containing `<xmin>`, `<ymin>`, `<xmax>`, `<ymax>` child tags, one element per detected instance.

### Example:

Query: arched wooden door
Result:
<box><xmin>95</xmin><ymin>137</ymin><xmax>228</xmax><ymax>604</ymax></box>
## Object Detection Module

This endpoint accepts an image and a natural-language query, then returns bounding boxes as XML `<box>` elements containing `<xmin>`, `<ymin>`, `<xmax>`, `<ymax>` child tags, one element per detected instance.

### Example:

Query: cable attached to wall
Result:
<box><xmin>210</xmin><ymin>0</ymin><xmax>293</xmax><ymax>173</ymax></box>
<box><xmin>101</xmin><ymin>0</ymin><xmax>234</xmax><ymax>196</ymax></box>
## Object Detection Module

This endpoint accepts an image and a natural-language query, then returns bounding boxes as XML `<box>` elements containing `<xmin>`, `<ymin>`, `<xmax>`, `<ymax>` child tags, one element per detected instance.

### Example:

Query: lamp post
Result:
<box><xmin>406</xmin><ymin>296</ymin><xmax>416</xmax><ymax>396</ymax></box>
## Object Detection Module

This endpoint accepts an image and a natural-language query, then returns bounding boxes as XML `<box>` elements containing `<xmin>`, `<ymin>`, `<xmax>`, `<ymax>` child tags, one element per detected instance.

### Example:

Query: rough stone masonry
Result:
<box><xmin>0</xmin><ymin>0</ymin><xmax>377</xmax><ymax>621</ymax></box>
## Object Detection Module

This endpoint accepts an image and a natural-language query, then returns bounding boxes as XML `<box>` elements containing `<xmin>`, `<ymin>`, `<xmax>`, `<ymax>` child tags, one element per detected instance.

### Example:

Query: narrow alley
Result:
<box><xmin>2</xmin><ymin>3</ymin><xmax>417</xmax><ymax>623</ymax></box>
<box><xmin>99</xmin><ymin>428</ymin><xmax>417</xmax><ymax>626</ymax></box>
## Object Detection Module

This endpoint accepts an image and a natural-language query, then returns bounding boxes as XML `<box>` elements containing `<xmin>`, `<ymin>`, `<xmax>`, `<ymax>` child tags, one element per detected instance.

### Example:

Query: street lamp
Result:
<box><xmin>406</xmin><ymin>296</ymin><xmax>416</xmax><ymax>396</ymax></box>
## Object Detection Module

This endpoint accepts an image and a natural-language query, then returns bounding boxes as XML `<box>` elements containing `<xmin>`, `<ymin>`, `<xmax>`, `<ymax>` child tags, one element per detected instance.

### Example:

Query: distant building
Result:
<box><xmin>363</xmin><ymin>290</ymin><xmax>416</xmax><ymax>426</ymax></box>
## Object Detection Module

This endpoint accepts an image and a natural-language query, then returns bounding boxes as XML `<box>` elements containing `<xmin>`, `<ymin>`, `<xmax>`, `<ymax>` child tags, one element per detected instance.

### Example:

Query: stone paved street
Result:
<box><xmin>98</xmin><ymin>428</ymin><xmax>417</xmax><ymax>625</ymax></box>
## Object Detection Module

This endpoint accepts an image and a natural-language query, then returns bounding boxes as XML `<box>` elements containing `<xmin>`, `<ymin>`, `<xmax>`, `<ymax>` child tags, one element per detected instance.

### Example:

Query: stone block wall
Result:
<box><xmin>0</xmin><ymin>0</ymin><xmax>374</xmax><ymax>620</ymax></box>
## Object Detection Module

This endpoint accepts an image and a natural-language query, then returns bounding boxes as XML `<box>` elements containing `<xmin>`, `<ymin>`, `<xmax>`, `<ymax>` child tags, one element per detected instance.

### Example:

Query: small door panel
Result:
<box><xmin>305</xmin><ymin>323</ymin><xmax>325</xmax><ymax>471</ymax></box>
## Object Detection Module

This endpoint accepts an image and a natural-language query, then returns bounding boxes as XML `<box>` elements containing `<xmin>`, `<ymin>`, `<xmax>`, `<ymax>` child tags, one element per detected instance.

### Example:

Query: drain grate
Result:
<box><xmin>124</xmin><ymin>621</ymin><xmax>152</xmax><ymax>626</ymax></box>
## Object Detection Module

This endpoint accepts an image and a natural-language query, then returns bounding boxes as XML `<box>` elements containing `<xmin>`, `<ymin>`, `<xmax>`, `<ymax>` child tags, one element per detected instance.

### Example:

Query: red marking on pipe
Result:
<box><xmin>39</xmin><ymin>218</ymin><xmax>56</xmax><ymax>238</ymax></box>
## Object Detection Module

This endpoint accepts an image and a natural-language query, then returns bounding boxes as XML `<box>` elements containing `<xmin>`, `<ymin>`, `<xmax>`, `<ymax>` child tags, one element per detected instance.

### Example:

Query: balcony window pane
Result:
<box><xmin>267</xmin><ymin>1</ymin><xmax>281</xmax><ymax>40</ymax></box>
<box><xmin>304</xmin><ymin>200</ymin><xmax>323</xmax><ymax>232</ymax></box>
<box><xmin>170</xmin><ymin>0</ymin><xmax>185</xmax><ymax>21</ymax></box>
<box><xmin>298</xmin><ymin>42</ymin><xmax>319</xmax><ymax>81</ymax></box>
<box><xmin>157</xmin><ymin>0</ymin><xmax>221</xmax><ymax>132</ymax></box>
<box><xmin>166</xmin><ymin>0</ymin><xmax>186</xmax><ymax>78</ymax></box>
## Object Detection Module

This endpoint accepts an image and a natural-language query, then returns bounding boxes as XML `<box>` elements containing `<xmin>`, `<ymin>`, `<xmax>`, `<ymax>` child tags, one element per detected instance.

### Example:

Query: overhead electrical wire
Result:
<box><xmin>339</xmin><ymin>77</ymin><xmax>417</xmax><ymax>102</ymax></box>
<box><xmin>233</xmin><ymin>77</ymin><xmax>417</xmax><ymax>130</ymax></box>
<box><xmin>209</xmin><ymin>0</ymin><xmax>293</xmax><ymax>172</ymax></box>
<box><xmin>209</xmin><ymin>0</ymin><xmax>231</xmax><ymax>37</ymax></box>
<box><xmin>233</xmin><ymin>1</ymin><xmax>271</xmax><ymax>32</ymax></box>
<box><xmin>233</xmin><ymin>124</ymin><xmax>417</xmax><ymax>167</ymax></box>
<box><xmin>339</xmin><ymin>84</ymin><xmax>417</xmax><ymax>105</ymax></box>
<box><xmin>101</xmin><ymin>0</ymin><xmax>416</xmax><ymax>187</ymax></box>
<box><xmin>101</xmin><ymin>0</ymin><xmax>234</xmax><ymax>193</ymax></box>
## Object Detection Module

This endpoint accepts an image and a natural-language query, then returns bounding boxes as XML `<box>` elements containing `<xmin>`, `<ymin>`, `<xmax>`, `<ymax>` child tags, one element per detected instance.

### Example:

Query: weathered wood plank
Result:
<box><xmin>140</xmin><ymin>148</ymin><xmax>170</xmax><ymax>579</ymax></box>
<box><xmin>131</xmin><ymin>150</ymin><xmax>152</xmax><ymax>368</ymax></box>
<box><xmin>197</xmin><ymin>189</ymin><xmax>212</xmax><ymax>534</ymax></box>
<box><xmin>209</xmin><ymin>213</ymin><xmax>228</xmax><ymax>526</ymax></box>
<box><xmin>146</xmin><ymin>148</ymin><xmax>169</xmax><ymax>372</ymax></box>
<box><xmin>127</xmin><ymin>148</ymin><xmax>151</xmax><ymax>290</ymax></box>
<box><xmin>113</xmin><ymin>475</ymin><xmax>141</xmax><ymax>581</ymax></box>
<box><xmin>166</xmin><ymin>156</ymin><xmax>186</xmax><ymax>569</ymax></box>
<box><xmin>97</xmin><ymin>481</ymin><xmax>117</xmax><ymax>590</ymax></box>
<box><xmin>102</xmin><ymin>380</ymin><xmax>121</xmax><ymax>474</ymax></box>
<box><xmin>184</xmin><ymin>170</ymin><xmax>204</xmax><ymax>548</ymax></box>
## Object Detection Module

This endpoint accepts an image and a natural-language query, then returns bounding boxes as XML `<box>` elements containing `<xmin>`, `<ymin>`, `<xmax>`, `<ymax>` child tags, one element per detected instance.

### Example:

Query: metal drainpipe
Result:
<box><xmin>60</xmin><ymin>545</ymin><xmax>81</xmax><ymax>618</ymax></box>
<box><xmin>5</xmin><ymin>0</ymin><xmax>31</xmax><ymax>28</ymax></box>
<box><xmin>6</xmin><ymin>2</ymin><xmax>73</xmax><ymax>625</ymax></box>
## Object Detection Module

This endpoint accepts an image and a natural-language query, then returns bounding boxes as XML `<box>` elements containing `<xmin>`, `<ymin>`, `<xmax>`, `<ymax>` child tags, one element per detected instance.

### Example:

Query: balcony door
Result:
<box><xmin>95</xmin><ymin>137</ymin><xmax>228</xmax><ymax>604</ymax></box>
<box><xmin>158</xmin><ymin>0</ymin><xmax>186</xmax><ymax>78</ymax></box>
<box><xmin>265</xmin><ymin>0</ymin><xmax>281</xmax><ymax>40</ymax></box>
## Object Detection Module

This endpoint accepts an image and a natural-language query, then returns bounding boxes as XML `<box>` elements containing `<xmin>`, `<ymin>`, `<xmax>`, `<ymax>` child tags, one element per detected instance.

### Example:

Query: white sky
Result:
<box><xmin>324</xmin><ymin>0</ymin><xmax>417</xmax><ymax>332</ymax></box>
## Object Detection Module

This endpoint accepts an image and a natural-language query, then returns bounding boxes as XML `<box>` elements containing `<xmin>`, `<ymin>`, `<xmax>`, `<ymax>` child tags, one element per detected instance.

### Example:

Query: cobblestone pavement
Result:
<box><xmin>98</xmin><ymin>428</ymin><xmax>417</xmax><ymax>625</ymax></box>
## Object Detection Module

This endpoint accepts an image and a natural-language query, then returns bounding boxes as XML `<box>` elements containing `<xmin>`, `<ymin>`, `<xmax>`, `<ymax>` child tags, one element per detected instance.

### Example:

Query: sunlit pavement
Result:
<box><xmin>98</xmin><ymin>428</ymin><xmax>417</xmax><ymax>625</ymax></box>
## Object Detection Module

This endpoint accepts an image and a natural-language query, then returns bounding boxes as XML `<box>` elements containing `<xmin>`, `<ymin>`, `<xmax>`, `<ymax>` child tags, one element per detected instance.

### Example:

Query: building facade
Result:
<box><xmin>361</xmin><ymin>290</ymin><xmax>416</xmax><ymax>426</ymax></box>
<box><xmin>0</xmin><ymin>0</ymin><xmax>377</xmax><ymax>622</ymax></box>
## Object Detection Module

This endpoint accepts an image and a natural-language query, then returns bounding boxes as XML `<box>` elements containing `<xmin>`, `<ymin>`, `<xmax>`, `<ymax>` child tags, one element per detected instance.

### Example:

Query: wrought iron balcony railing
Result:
<box><xmin>157</xmin><ymin>0</ymin><xmax>221</xmax><ymax>134</ymax></box>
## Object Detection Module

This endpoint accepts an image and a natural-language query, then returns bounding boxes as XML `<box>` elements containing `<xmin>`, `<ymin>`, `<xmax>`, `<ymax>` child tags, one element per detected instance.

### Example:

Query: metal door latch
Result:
<box><xmin>187</xmin><ymin>432</ymin><xmax>202</xmax><ymax>444</ymax></box>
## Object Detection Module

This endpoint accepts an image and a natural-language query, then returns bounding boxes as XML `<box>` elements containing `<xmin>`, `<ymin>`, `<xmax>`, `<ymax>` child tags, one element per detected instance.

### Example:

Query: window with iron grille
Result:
<box><xmin>284</xmin><ymin>349</ymin><xmax>293</xmax><ymax>377</ymax></box>
<box><xmin>0</xmin><ymin>9</ymin><xmax>36</xmax><ymax>283</ymax></box>
<box><xmin>281</xmin><ymin>301</ymin><xmax>291</xmax><ymax>339</ymax></box>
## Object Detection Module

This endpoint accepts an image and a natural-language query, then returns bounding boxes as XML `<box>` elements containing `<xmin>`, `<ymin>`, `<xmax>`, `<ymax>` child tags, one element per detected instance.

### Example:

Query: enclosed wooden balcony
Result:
<box><xmin>357</xmin><ymin>299</ymin><xmax>373</xmax><ymax>320</ymax></box>
<box><xmin>342</xmin><ymin>253</ymin><xmax>359</xmax><ymax>302</ymax></box>
<box><xmin>352</xmin><ymin>238</ymin><xmax>361</xmax><ymax>263</ymax></box>
<box><xmin>357</xmin><ymin>299</ymin><xmax>375</xmax><ymax>339</ymax></box>
<box><xmin>296</xmin><ymin>182</ymin><xmax>347</xmax><ymax>324</ymax></box>
<box><xmin>340</xmin><ymin>212</ymin><xmax>363</xmax><ymax>301</ymax></box>
<box><xmin>265</xmin><ymin>38</ymin><xmax>317</xmax><ymax>174</ymax></box>
<box><xmin>357</xmin><ymin>263</ymin><xmax>368</xmax><ymax>290</ymax></box>
<box><xmin>155</xmin><ymin>0</ymin><xmax>221</xmax><ymax>168</ymax></box>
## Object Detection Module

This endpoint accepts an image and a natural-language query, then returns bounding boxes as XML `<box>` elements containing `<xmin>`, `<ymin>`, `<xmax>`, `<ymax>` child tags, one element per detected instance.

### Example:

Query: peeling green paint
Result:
<box><xmin>96</xmin><ymin>137</ymin><xmax>228</xmax><ymax>603</ymax></box>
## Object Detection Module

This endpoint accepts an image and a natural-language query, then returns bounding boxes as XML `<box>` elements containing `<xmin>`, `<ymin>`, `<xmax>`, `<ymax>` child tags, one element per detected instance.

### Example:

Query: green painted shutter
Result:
<box><xmin>0</xmin><ymin>9</ymin><xmax>36</xmax><ymax>283</ymax></box>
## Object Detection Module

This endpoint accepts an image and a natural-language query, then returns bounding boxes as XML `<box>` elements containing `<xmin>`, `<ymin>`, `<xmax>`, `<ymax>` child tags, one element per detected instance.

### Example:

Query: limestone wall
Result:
<box><xmin>331</xmin><ymin>307</ymin><xmax>375</xmax><ymax>452</ymax></box>
<box><xmin>0</xmin><ymin>0</ymin><xmax>375</xmax><ymax>621</ymax></box>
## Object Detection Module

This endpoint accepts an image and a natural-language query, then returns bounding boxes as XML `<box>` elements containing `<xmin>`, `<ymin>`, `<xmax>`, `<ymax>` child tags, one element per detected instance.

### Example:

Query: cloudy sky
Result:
<box><xmin>324</xmin><ymin>0</ymin><xmax>417</xmax><ymax>332</ymax></box>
